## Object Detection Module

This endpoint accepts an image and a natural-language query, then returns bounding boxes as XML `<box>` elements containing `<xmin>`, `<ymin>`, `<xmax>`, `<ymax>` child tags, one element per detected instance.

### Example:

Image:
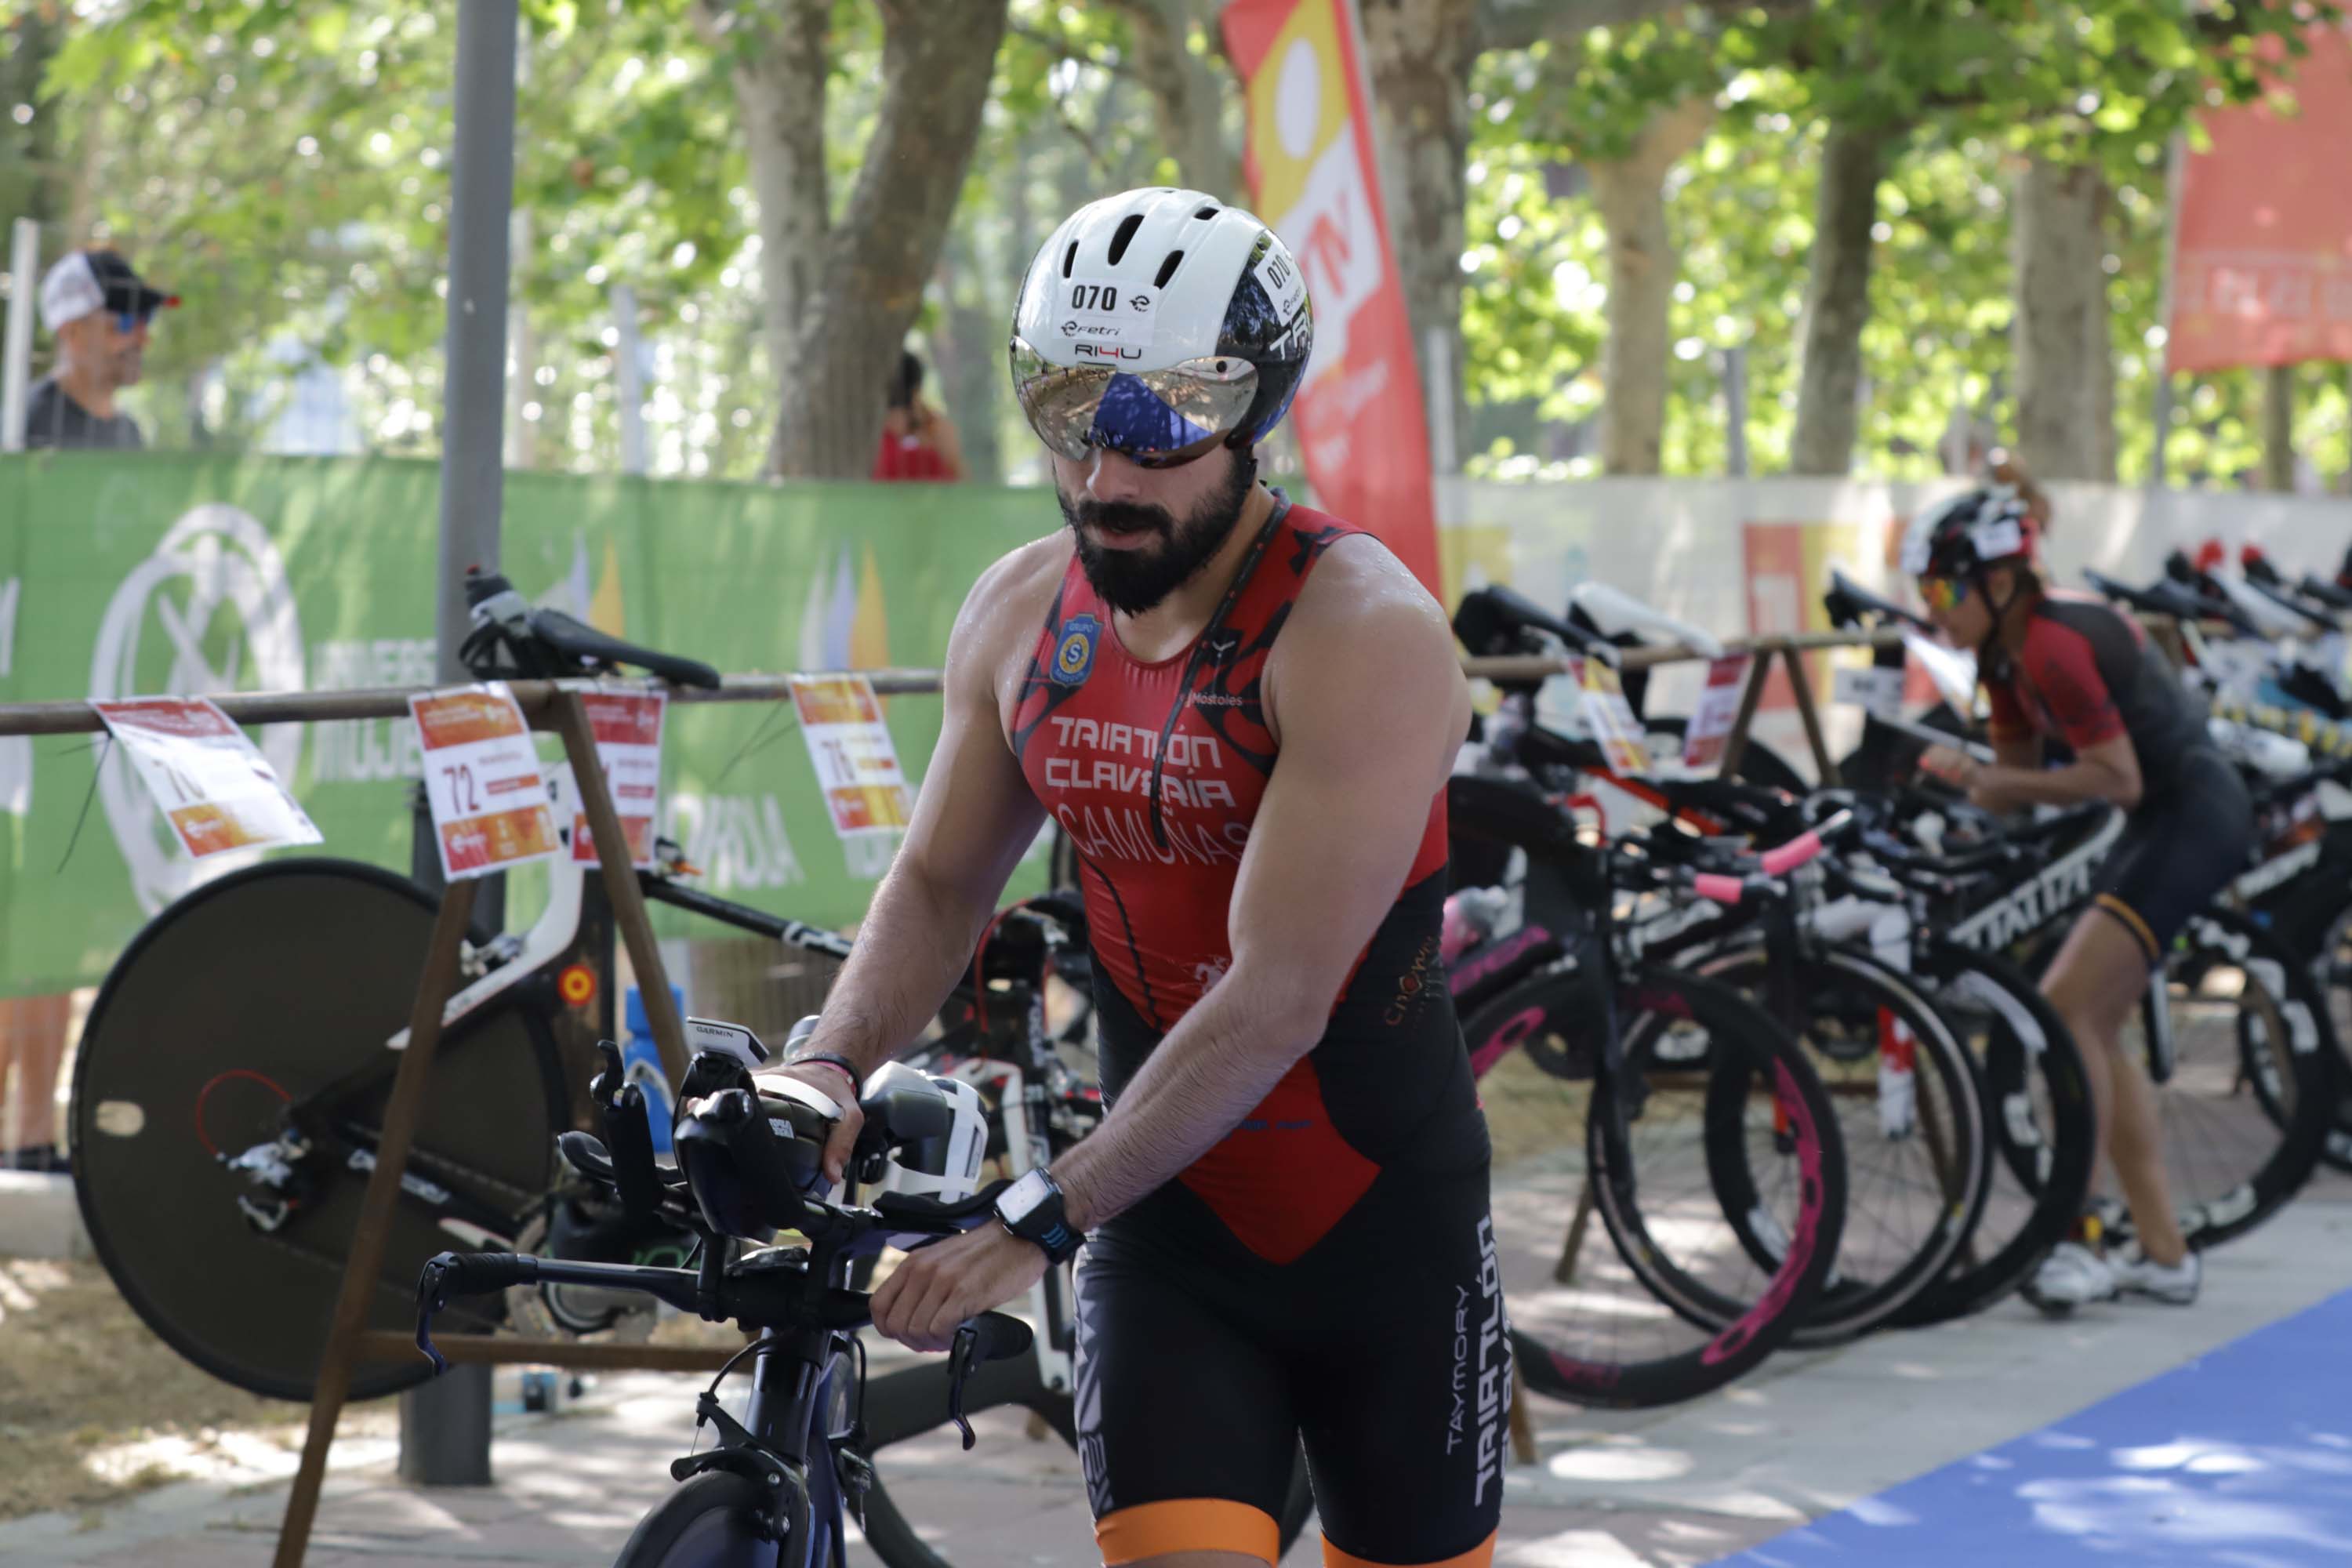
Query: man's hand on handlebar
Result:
<box><xmin>754</xmin><ymin>1060</ymin><xmax>866</xmax><ymax>1188</ymax></box>
<box><xmin>869</xmin><ymin>1221</ymin><xmax>1054</xmax><ymax>1353</ymax></box>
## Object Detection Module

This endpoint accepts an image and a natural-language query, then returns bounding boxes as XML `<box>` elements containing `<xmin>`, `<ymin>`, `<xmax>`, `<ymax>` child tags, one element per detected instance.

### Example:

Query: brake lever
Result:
<box><xmin>413</xmin><ymin>1256</ymin><xmax>456</xmax><ymax>1375</ymax></box>
<box><xmin>947</xmin><ymin>1323</ymin><xmax>981</xmax><ymax>1450</ymax></box>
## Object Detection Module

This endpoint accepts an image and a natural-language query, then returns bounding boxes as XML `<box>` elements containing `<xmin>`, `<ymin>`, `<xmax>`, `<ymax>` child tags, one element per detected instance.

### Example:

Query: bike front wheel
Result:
<box><xmin>1694</xmin><ymin>944</ymin><xmax>1993</xmax><ymax>1346</ymax></box>
<box><xmin>613</xmin><ymin>1470</ymin><xmax>781</xmax><ymax>1567</ymax></box>
<box><xmin>1472</xmin><ymin>964</ymin><xmax>1848</xmax><ymax>1410</ymax></box>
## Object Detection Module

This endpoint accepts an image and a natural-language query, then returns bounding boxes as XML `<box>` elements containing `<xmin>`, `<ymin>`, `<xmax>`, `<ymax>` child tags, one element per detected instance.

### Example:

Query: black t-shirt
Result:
<box><xmin>22</xmin><ymin>376</ymin><xmax>143</xmax><ymax>450</ymax></box>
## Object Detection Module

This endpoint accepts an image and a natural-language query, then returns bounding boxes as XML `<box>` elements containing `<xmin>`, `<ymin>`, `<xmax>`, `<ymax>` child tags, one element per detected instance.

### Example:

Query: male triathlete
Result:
<box><xmin>1909</xmin><ymin>485</ymin><xmax>2252</xmax><ymax>1312</ymax></box>
<box><xmin>756</xmin><ymin>187</ymin><xmax>1501</xmax><ymax>1567</ymax></box>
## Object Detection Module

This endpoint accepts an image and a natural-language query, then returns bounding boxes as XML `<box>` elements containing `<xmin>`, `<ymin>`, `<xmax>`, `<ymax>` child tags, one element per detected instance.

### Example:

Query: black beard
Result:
<box><xmin>1056</xmin><ymin>452</ymin><xmax>1256</xmax><ymax>616</ymax></box>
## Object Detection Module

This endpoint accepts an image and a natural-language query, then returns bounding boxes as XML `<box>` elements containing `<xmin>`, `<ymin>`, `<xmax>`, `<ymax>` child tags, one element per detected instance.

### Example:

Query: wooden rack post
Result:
<box><xmin>271</xmin><ymin>878</ymin><xmax>478</xmax><ymax>1568</ymax></box>
<box><xmin>1713</xmin><ymin>646</ymin><xmax>1779</xmax><ymax>781</ymax></box>
<box><xmin>272</xmin><ymin>695</ymin><xmax>727</xmax><ymax>1568</ymax></box>
<box><xmin>1782</xmin><ymin>644</ymin><xmax>1843</xmax><ymax>786</ymax></box>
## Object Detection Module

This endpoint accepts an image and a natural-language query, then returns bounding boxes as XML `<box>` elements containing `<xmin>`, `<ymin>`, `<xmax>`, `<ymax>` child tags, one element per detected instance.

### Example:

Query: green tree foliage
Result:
<box><xmin>6</xmin><ymin>0</ymin><xmax>2343</xmax><ymax>488</ymax></box>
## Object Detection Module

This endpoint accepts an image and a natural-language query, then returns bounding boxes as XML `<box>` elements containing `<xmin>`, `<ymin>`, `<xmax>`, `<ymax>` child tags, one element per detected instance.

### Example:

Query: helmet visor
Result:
<box><xmin>1011</xmin><ymin>337</ymin><xmax>1259</xmax><ymax>468</ymax></box>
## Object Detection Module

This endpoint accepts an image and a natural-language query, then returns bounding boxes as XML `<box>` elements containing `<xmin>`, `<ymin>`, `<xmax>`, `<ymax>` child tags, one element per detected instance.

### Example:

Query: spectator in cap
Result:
<box><xmin>25</xmin><ymin>247</ymin><xmax>177</xmax><ymax>450</ymax></box>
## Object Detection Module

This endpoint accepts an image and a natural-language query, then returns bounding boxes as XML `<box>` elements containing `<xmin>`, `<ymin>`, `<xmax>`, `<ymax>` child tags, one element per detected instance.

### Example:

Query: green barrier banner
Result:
<box><xmin>0</xmin><ymin>452</ymin><xmax>1057</xmax><ymax>997</ymax></box>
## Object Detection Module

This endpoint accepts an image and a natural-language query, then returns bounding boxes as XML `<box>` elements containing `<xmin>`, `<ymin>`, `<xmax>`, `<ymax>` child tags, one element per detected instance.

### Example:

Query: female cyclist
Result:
<box><xmin>1905</xmin><ymin>481</ymin><xmax>2252</xmax><ymax>1313</ymax></box>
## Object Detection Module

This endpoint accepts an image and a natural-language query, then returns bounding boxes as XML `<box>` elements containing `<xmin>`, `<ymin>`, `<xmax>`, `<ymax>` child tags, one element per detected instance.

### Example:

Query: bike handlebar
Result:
<box><xmin>414</xmin><ymin>1179</ymin><xmax>1033</xmax><ymax>1372</ymax></box>
<box><xmin>1665</xmin><ymin>811</ymin><xmax>1852</xmax><ymax>906</ymax></box>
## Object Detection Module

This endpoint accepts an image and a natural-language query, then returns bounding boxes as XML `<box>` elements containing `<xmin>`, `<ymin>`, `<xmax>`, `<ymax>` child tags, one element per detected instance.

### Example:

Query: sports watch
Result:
<box><xmin>995</xmin><ymin>1169</ymin><xmax>1083</xmax><ymax>1264</ymax></box>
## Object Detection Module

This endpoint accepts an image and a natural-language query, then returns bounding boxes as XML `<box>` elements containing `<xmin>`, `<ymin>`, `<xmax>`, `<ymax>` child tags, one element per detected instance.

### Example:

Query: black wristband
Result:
<box><xmin>783</xmin><ymin>1052</ymin><xmax>862</xmax><ymax>1095</ymax></box>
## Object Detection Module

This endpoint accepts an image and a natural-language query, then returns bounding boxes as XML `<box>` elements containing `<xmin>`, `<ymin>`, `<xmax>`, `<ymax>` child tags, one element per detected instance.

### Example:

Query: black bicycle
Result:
<box><xmin>1452</xmin><ymin>587</ymin><xmax>1989</xmax><ymax>1346</ymax></box>
<box><xmin>1443</xmin><ymin>771</ymin><xmax>1850</xmax><ymax>1408</ymax></box>
<box><xmin>413</xmin><ymin>1037</ymin><xmax>1041</xmax><ymax>1566</ymax></box>
<box><xmin>67</xmin><ymin>589</ymin><xmax>895</xmax><ymax>1403</ymax></box>
<box><xmin>1855</xmin><ymin>791</ymin><xmax>2338</xmax><ymax>1254</ymax></box>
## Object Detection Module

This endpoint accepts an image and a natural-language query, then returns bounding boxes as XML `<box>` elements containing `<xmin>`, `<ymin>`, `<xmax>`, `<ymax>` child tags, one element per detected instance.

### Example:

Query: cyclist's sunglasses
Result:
<box><xmin>1010</xmin><ymin>336</ymin><xmax>1258</xmax><ymax>469</ymax></box>
<box><xmin>107</xmin><ymin>307</ymin><xmax>157</xmax><ymax>333</ymax></box>
<box><xmin>1918</xmin><ymin>575</ymin><xmax>1969</xmax><ymax>612</ymax></box>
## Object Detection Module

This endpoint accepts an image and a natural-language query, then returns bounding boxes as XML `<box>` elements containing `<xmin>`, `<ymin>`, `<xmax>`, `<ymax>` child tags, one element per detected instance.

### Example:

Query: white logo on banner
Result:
<box><xmin>1272</xmin><ymin>134</ymin><xmax>1382</xmax><ymax>385</ymax></box>
<box><xmin>90</xmin><ymin>506</ymin><xmax>307</xmax><ymax>913</ymax></box>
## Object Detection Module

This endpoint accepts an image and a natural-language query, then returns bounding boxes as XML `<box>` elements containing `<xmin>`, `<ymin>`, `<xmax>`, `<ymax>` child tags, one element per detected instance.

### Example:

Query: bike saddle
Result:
<box><xmin>2297</xmin><ymin>574</ymin><xmax>2352</xmax><ymax>613</ymax></box>
<box><xmin>530</xmin><ymin>607</ymin><xmax>722</xmax><ymax>688</ymax></box>
<box><xmin>2082</xmin><ymin>568</ymin><xmax>2252</xmax><ymax>634</ymax></box>
<box><xmin>2274</xmin><ymin>660</ymin><xmax>2352</xmax><ymax>720</ymax></box>
<box><xmin>1453</xmin><ymin>585</ymin><xmax>1619</xmax><ymax>666</ymax></box>
<box><xmin>1824</xmin><ymin>568</ymin><xmax>1931</xmax><ymax>633</ymax></box>
<box><xmin>460</xmin><ymin>567</ymin><xmax>722</xmax><ymax>688</ymax></box>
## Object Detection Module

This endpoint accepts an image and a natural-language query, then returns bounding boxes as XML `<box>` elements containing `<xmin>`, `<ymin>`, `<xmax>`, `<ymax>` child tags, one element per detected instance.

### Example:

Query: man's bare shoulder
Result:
<box><xmin>1288</xmin><ymin>532</ymin><xmax>1454</xmax><ymax>652</ymax></box>
<box><xmin>959</xmin><ymin>532</ymin><xmax>1073</xmax><ymax>650</ymax></box>
<box><xmin>946</xmin><ymin>532</ymin><xmax>1075</xmax><ymax>715</ymax></box>
<box><xmin>1265</xmin><ymin>528</ymin><xmax>1465</xmax><ymax>747</ymax></box>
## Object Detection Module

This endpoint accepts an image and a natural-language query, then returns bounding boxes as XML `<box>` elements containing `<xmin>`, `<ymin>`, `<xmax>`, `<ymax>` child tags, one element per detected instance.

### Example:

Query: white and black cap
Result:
<box><xmin>39</xmin><ymin>249</ymin><xmax>180</xmax><ymax>335</ymax></box>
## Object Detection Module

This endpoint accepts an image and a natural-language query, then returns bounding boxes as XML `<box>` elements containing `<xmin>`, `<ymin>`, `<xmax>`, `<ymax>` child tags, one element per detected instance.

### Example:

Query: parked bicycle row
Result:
<box><xmin>1434</xmin><ymin>509</ymin><xmax>2352</xmax><ymax>1407</ymax></box>
<box><xmin>59</xmin><ymin>510</ymin><xmax>2352</xmax><ymax>1563</ymax></box>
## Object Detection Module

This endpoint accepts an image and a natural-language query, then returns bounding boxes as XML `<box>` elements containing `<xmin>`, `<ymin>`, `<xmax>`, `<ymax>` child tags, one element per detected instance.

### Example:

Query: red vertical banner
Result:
<box><xmin>1221</xmin><ymin>0</ymin><xmax>1439</xmax><ymax>593</ymax></box>
<box><xmin>2167</xmin><ymin>22</ymin><xmax>2352</xmax><ymax>373</ymax></box>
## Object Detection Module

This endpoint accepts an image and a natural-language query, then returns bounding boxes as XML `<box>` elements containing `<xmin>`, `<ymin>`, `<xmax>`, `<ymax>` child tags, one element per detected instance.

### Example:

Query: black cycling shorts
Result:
<box><xmin>2092</xmin><ymin>745</ymin><xmax>2253</xmax><ymax>966</ymax></box>
<box><xmin>1073</xmin><ymin>1163</ymin><xmax>1507</xmax><ymax>1567</ymax></box>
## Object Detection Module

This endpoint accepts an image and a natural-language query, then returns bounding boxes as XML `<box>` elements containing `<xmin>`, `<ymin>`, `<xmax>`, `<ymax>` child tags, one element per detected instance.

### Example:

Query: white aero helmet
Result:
<box><xmin>1011</xmin><ymin>187</ymin><xmax>1314</xmax><ymax>467</ymax></box>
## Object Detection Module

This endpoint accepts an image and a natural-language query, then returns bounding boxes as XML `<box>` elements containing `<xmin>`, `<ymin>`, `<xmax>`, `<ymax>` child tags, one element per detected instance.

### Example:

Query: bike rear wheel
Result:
<box><xmin>2118</xmin><ymin>908</ymin><xmax>2337</xmax><ymax>1250</ymax></box>
<box><xmin>1472</xmin><ymin>964</ymin><xmax>1847</xmax><ymax>1409</ymax></box>
<box><xmin>70</xmin><ymin>858</ymin><xmax>560</xmax><ymax>1401</ymax></box>
<box><xmin>2300</xmin><ymin>897</ymin><xmax>2352</xmax><ymax>1172</ymax></box>
<box><xmin>1893</xmin><ymin>941</ymin><xmax>2096</xmax><ymax>1327</ymax></box>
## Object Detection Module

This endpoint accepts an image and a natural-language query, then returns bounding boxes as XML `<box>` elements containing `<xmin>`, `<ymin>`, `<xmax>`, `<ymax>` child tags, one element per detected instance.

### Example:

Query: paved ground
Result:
<box><xmin>5</xmin><ymin>1170</ymin><xmax>2348</xmax><ymax>1567</ymax></box>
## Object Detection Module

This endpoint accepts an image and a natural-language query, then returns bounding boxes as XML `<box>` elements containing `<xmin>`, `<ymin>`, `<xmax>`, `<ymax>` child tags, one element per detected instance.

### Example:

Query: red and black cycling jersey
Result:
<box><xmin>1008</xmin><ymin>500</ymin><xmax>1479</xmax><ymax>1266</ymax></box>
<box><xmin>1984</xmin><ymin>590</ymin><xmax>2208</xmax><ymax>800</ymax></box>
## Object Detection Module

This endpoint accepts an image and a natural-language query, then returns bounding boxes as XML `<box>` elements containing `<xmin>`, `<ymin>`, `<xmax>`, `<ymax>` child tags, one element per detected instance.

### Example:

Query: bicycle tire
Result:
<box><xmin>1892</xmin><ymin>940</ymin><xmax>2096</xmax><ymax>1327</ymax></box>
<box><xmin>2137</xmin><ymin>908</ymin><xmax>2336</xmax><ymax>1250</ymax></box>
<box><xmin>1693</xmin><ymin>945</ymin><xmax>1991</xmax><ymax>1345</ymax></box>
<box><xmin>2317</xmin><ymin>899</ymin><xmax>2352</xmax><ymax>1172</ymax></box>
<box><xmin>1478</xmin><ymin>965</ymin><xmax>1847</xmax><ymax>1410</ymax></box>
<box><xmin>70</xmin><ymin>858</ymin><xmax>559</xmax><ymax>1401</ymax></box>
<box><xmin>612</xmin><ymin>1469</ymin><xmax>779</xmax><ymax>1567</ymax></box>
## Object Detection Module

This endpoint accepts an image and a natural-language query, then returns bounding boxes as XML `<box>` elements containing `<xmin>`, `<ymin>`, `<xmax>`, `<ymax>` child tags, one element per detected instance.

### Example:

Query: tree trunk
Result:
<box><xmin>770</xmin><ymin>0</ymin><xmax>1010</xmax><ymax>478</ymax></box>
<box><xmin>1789</xmin><ymin>120</ymin><xmax>1892</xmax><ymax>474</ymax></box>
<box><xmin>1587</xmin><ymin>95</ymin><xmax>1715</xmax><ymax>475</ymax></box>
<box><xmin>1105</xmin><ymin>0</ymin><xmax>1240</xmax><ymax>197</ymax></box>
<box><xmin>699</xmin><ymin>0</ymin><xmax>832</xmax><ymax>472</ymax></box>
<box><xmin>933</xmin><ymin>220</ymin><xmax>1004</xmax><ymax>485</ymax></box>
<box><xmin>1359</xmin><ymin>0</ymin><xmax>1480</xmax><ymax>477</ymax></box>
<box><xmin>0</xmin><ymin>8</ymin><xmax>64</xmax><ymax>227</ymax></box>
<box><xmin>2262</xmin><ymin>363</ymin><xmax>2295</xmax><ymax>492</ymax></box>
<box><xmin>2012</xmin><ymin>154</ymin><xmax>2114</xmax><ymax>481</ymax></box>
<box><xmin>729</xmin><ymin>0</ymin><xmax>1009</xmax><ymax>479</ymax></box>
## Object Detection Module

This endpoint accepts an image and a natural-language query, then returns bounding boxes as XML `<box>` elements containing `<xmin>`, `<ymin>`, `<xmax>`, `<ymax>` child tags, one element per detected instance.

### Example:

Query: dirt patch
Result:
<box><xmin>0</xmin><ymin>1258</ymin><xmax>395</xmax><ymax>1523</ymax></box>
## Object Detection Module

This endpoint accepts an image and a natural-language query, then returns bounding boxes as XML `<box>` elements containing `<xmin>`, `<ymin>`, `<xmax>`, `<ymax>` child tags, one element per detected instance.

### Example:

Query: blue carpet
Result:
<box><xmin>1718</xmin><ymin>1289</ymin><xmax>2352</xmax><ymax>1566</ymax></box>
